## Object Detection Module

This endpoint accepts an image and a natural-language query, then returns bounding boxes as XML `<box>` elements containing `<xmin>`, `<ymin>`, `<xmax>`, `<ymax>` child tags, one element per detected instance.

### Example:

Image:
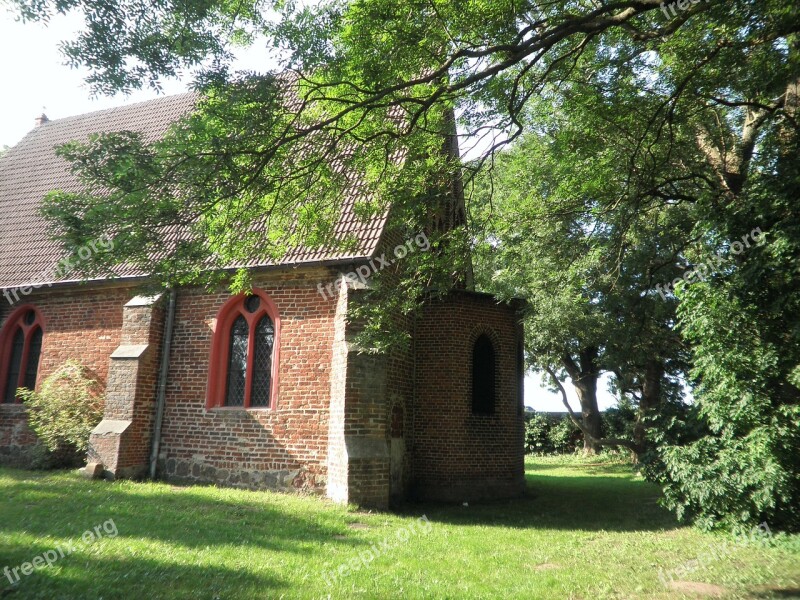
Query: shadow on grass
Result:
<box><xmin>408</xmin><ymin>464</ymin><xmax>677</xmax><ymax>533</ymax></box>
<box><xmin>0</xmin><ymin>469</ymin><xmax>365</xmax><ymax>569</ymax></box>
<box><xmin>1</xmin><ymin>550</ymin><xmax>286</xmax><ymax>599</ymax></box>
<box><xmin>748</xmin><ymin>589</ymin><xmax>800</xmax><ymax>599</ymax></box>
<box><xmin>0</xmin><ymin>459</ymin><xmax>682</xmax><ymax>599</ymax></box>
<box><xmin>0</xmin><ymin>468</ymin><xmax>369</xmax><ymax>598</ymax></box>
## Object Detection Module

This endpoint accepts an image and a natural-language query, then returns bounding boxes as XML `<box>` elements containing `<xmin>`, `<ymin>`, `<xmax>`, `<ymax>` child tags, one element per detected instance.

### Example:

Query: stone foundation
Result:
<box><xmin>0</xmin><ymin>405</ymin><xmax>38</xmax><ymax>466</ymax></box>
<box><xmin>162</xmin><ymin>457</ymin><xmax>325</xmax><ymax>493</ymax></box>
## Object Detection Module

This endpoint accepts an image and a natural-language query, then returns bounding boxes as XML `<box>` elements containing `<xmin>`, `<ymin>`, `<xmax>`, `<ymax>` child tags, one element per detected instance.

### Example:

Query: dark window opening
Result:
<box><xmin>245</xmin><ymin>295</ymin><xmax>261</xmax><ymax>313</ymax></box>
<box><xmin>250</xmin><ymin>315</ymin><xmax>274</xmax><ymax>407</ymax></box>
<box><xmin>1</xmin><ymin>308</ymin><xmax>44</xmax><ymax>404</ymax></box>
<box><xmin>23</xmin><ymin>327</ymin><xmax>43</xmax><ymax>390</ymax></box>
<box><xmin>4</xmin><ymin>329</ymin><xmax>25</xmax><ymax>403</ymax></box>
<box><xmin>472</xmin><ymin>334</ymin><xmax>496</xmax><ymax>415</ymax></box>
<box><xmin>225</xmin><ymin>315</ymin><xmax>249</xmax><ymax>407</ymax></box>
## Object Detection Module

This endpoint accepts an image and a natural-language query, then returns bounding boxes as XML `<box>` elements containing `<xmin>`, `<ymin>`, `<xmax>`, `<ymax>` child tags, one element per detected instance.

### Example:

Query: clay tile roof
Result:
<box><xmin>0</xmin><ymin>93</ymin><xmax>388</xmax><ymax>290</ymax></box>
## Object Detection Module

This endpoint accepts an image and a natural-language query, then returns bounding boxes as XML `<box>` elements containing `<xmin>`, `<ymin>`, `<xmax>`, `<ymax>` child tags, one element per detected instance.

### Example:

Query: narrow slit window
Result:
<box><xmin>250</xmin><ymin>316</ymin><xmax>274</xmax><ymax>407</ymax></box>
<box><xmin>4</xmin><ymin>329</ymin><xmax>24</xmax><ymax>403</ymax></box>
<box><xmin>225</xmin><ymin>316</ymin><xmax>249</xmax><ymax>407</ymax></box>
<box><xmin>24</xmin><ymin>328</ymin><xmax>43</xmax><ymax>390</ymax></box>
<box><xmin>472</xmin><ymin>334</ymin><xmax>496</xmax><ymax>415</ymax></box>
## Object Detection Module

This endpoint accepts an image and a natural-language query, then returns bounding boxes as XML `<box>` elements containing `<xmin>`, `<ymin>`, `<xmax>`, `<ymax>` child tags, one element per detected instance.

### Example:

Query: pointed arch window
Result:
<box><xmin>207</xmin><ymin>290</ymin><xmax>280</xmax><ymax>410</ymax></box>
<box><xmin>0</xmin><ymin>306</ymin><xmax>45</xmax><ymax>404</ymax></box>
<box><xmin>471</xmin><ymin>333</ymin><xmax>496</xmax><ymax>415</ymax></box>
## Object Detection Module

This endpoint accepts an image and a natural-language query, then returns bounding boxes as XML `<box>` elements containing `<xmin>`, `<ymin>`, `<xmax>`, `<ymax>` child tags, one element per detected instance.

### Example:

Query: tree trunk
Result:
<box><xmin>574</xmin><ymin>377</ymin><xmax>602</xmax><ymax>454</ymax></box>
<box><xmin>633</xmin><ymin>360</ymin><xmax>664</xmax><ymax>455</ymax></box>
<box><xmin>562</xmin><ymin>348</ymin><xmax>602</xmax><ymax>454</ymax></box>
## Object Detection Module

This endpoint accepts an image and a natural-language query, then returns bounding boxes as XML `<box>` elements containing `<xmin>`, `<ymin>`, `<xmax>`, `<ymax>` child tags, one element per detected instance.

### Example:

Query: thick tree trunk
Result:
<box><xmin>547</xmin><ymin>364</ymin><xmax>640</xmax><ymax>457</ymax></box>
<box><xmin>562</xmin><ymin>348</ymin><xmax>602</xmax><ymax>454</ymax></box>
<box><xmin>574</xmin><ymin>378</ymin><xmax>602</xmax><ymax>454</ymax></box>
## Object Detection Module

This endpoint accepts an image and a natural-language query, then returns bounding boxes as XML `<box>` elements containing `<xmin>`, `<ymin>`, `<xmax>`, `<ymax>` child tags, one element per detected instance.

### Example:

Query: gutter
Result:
<box><xmin>0</xmin><ymin>254</ymin><xmax>379</xmax><ymax>294</ymax></box>
<box><xmin>149</xmin><ymin>288</ymin><xmax>177</xmax><ymax>480</ymax></box>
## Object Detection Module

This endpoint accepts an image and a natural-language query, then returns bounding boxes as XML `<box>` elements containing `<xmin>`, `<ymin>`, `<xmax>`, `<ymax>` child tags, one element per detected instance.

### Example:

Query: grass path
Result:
<box><xmin>0</xmin><ymin>456</ymin><xmax>797</xmax><ymax>599</ymax></box>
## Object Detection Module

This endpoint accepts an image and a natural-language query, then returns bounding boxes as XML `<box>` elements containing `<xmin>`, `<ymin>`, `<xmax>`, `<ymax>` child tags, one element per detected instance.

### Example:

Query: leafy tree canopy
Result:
<box><xmin>5</xmin><ymin>0</ymin><xmax>797</xmax><ymax>292</ymax></box>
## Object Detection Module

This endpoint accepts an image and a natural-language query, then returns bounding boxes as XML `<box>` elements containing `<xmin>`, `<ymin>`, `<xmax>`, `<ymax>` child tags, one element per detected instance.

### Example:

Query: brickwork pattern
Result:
<box><xmin>157</xmin><ymin>268</ymin><xmax>339</xmax><ymax>493</ymax></box>
<box><xmin>0</xmin><ymin>286</ymin><xmax>131</xmax><ymax>466</ymax></box>
<box><xmin>412</xmin><ymin>291</ymin><xmax>525</xmax><ymax>501</ymax></box>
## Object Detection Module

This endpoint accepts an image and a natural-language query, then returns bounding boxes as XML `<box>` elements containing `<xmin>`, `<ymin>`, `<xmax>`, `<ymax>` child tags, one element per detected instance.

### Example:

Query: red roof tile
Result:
<box><xmin>0</xmin><ymin>93</ymin><xmax>388</xmax><ymax>290</ymax></box>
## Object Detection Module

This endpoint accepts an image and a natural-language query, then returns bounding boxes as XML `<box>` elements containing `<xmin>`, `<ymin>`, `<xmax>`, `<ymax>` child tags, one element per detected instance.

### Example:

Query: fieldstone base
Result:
<box><xmin>161</xmin><ymin>458</ymin><xmax>326</xmax><ymax>494</ymax></box>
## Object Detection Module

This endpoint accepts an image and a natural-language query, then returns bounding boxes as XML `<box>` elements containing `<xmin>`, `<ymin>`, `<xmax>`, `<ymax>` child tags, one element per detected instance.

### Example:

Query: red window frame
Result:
<box><xmin>0</xmin><ymin>304</ymin><xmax>46</xmax><ymax>404</ymax></box>
<box><xmin>206</xmin><ymin>289</ymin><xmax>281</xmax><ymax>410</ymax></box>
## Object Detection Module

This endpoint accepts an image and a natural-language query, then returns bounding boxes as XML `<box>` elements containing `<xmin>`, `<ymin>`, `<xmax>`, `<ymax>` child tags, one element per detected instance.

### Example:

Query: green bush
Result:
<box><xmin>524</xmin><ymin>413</ymin><xmax>553</xmax><ymax>454</ymax></box>
<box><xmin>17</xmin><ymin>361</ymin><xmax>104</xmax><ymax>463</ymax></box>
<box><xmin>601</xmin><ymin>403</ymin><xmax>637</xmax><ymax>440</ymax></box>
<box><xmin>664</xmin><ymin>273</ymin><xmax>800</xmax><ymax>532</ymax></box>
<box><xmin>548</xmin><ymin>417</ymin><xmax>581</xmax><ymax>453</ymax></box>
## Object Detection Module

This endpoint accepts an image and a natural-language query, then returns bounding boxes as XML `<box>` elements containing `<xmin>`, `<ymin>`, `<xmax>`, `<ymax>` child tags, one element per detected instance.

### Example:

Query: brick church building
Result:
<box><xmin>0</xmin><ymin>94</ymin><xmax>525</xmax><ymax>508</ymax></box>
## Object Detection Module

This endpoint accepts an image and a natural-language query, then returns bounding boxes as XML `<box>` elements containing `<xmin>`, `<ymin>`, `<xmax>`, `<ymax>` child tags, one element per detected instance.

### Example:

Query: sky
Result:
<box><xmin>0</xmin><ymin>8</ymin><xmax>619</xmax><ymax>412</ymax></box>
<box><xmin>0</xmin><ymin>11</ymin><xmax>187</xmax><ymax>148</ymax></box>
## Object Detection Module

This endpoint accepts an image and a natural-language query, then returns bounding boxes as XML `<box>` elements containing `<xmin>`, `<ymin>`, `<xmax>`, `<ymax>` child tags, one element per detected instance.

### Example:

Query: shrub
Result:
<box><xmin>601</xmin><ymin>403</ymin><xmax>637</xmax><ymax>440</ymax></box>
<box><xmin>548</xmin><ymin>417</ymin><xmax>581</xmax><ymax>453</ymax></box>
<box><xmin>665</xmin><ymin>274</ymin><xmax>800</xmax><ymax>532</ymax></box>
<box><xmin>17</xmin><ymin>361</ymin><xmax>104</xmax><ymax>463</ymax></box>
<box><xmin>524</xmin><ymin>413</ymin><xmax>553</xmax><ymax>454</ymax></box>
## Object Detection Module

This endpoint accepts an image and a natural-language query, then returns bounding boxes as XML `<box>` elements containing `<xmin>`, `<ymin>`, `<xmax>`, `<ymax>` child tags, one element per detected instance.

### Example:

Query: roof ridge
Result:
<box><xmin>38</xmin><ymin>91</ymin><xmax>199</xmax><ymax>127</ymax></box>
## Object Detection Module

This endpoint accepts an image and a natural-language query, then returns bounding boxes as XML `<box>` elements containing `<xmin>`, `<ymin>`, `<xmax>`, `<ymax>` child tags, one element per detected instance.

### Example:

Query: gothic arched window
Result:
<box><xmin>0</xmin><ymin>306</ymin><xmax>44</xmax><ymax>404</ymax></box>
<box><xmin>207</xmin><ymin>291</ymin><xmax>280</xmax><ymax>409</ymax></box>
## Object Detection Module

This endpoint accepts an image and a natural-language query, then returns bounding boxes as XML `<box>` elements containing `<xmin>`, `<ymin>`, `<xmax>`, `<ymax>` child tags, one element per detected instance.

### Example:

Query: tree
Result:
<box><xmin>658</xmin><ymin>79</ymin><xmax>800</xmax><ymax>531</ymax></box>
<box><xmin>466</xmin><ymin>5</ymin><xmax>799</xmax><ymax>523</ymax></box>
<box><xmin>471</xmin><ymin>111</ymin><xmax>692</xmax><ymax>456</ymax></box>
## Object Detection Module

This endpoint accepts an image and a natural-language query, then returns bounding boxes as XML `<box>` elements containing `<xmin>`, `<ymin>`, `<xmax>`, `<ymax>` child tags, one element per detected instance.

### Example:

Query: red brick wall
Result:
<box><xmin>412</xmin><ymin>290</ymin><xmax>525</xmax><ymax>501</ymax></box>
<box><xmin>157</xmin><ymin>268</ymin><xmax>339</xmax><ymax>492</ymax></box>
<box><xmin>119</xmin><ymin>302</ymin><xmax>164</xmax><ymax>474</ymax></box>
<box><xmin>1</xmin><ymin>272</ymin><xmax>524</xmax><ymax>509</ymax></box>
<box><xmin>383</xmin><ymin>310</ymin><xmax>414</xmax><ymax>505</ymax></box>
<box><xmin>325</xmin><ymin>282</ymin><xmax>415</xmax><ymax>509</ymax></box>
<box><xmin>0</xmin><ymin>285</ymin><xmax>131</xmax><ymax>465</ymax></box>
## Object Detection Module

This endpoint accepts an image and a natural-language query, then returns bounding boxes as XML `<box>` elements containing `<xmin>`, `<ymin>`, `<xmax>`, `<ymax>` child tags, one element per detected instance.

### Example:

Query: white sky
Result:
<box><xmin>0</xmin><ymin>9</ymin><xmax>617</xmax><ymax>411</ymax></box>
<box><xmin>0</xmin><ymin>11</ymin><xmax>186</xmax><ymax>147</ymax></box>
<box><xmin>0</xmin><ymin>8</ymin><xmax>276</xmax><ymax>148</ymax></box>
<box><xmin>527</xmin><ymin>371</ymin><xmax>617</xmax><ymax>412</ymax></box>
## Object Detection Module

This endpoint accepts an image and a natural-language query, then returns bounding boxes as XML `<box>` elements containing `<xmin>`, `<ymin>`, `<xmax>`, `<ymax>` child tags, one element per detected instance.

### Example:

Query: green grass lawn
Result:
<box><xmin>1</xmin><ymin>456</ymin><xmax>797</xmax><ymax>599</ymax></box>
